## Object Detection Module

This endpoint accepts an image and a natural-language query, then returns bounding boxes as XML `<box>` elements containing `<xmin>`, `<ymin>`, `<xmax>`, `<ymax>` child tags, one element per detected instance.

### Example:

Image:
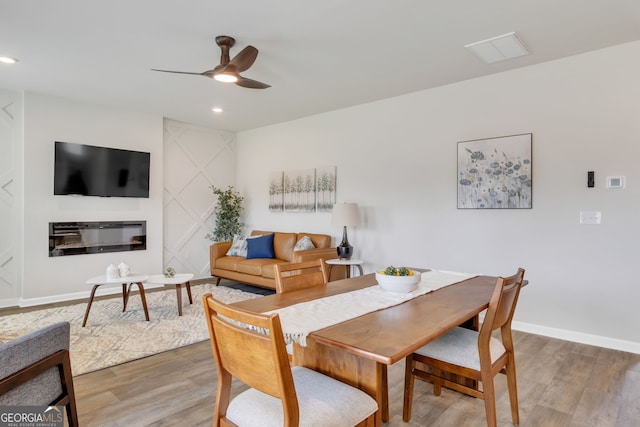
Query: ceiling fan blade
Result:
<box><xmin>229</xmin><ymin>46</ymin><xmax>259</xmax><ymax>72</ymax></box>
<box><xmin>151</xmin><ymin>69</ymin><xmax>208</xmax><ymax>76</ymax></box>
<box><xmin>235</xmin><ymin>76</ymin><xmax>271</xmax><ymax>89</ymax></box>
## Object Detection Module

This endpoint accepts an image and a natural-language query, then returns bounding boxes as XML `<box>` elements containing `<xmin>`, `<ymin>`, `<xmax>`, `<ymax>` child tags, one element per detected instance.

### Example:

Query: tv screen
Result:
<box><xmin>54</xmin><ymin>141</ymin><xmax>150</xmax><ymax>198</ymax></box>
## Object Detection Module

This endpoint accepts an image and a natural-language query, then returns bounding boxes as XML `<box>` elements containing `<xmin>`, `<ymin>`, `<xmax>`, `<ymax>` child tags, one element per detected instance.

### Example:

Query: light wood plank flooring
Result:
<box><xmin>73</xmin><ymin>330</ymin><xmax>640</xmax><ymax>426</ymax></box>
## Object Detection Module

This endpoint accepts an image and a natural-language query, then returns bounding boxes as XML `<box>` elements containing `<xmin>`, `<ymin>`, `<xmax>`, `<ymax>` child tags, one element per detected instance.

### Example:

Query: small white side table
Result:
<box><xmin>326</xmin><ymin>258</ymin><xmax>364</xmax><ymax>279</ymax></box>
<box><xmin>82</xmin><ymin>273</ymin><xmax>149</xmax><ymax>327</ymax></box>
<box><xmin>145</xmin><ymin>273</ymin><xmax>194</xmax><ymax>316</ymax></box>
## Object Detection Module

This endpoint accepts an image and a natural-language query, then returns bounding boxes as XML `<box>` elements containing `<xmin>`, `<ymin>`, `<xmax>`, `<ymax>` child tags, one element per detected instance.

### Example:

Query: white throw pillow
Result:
<box><xmin>226</xmin><ymin>235</ymin><xmax>248</xmax><ymax>257</ymax></box>
<box><xmin>293</xmin><ymin>235</ymin><xmax>315</xmax><ymax>251</ymax></box>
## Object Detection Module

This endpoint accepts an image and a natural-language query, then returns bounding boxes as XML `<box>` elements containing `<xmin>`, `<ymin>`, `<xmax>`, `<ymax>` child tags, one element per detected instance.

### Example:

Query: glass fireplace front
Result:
<box><xmin>49</xmin><ymin>221</ymin><xmax>146</xmax><ymax>257</ymax></box>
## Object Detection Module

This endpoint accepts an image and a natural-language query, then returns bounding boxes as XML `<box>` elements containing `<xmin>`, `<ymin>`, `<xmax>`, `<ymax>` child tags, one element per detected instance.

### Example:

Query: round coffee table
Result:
<box><xmin>145</xmin><ymin>273</ymin><xmax>194</xmax><ymax>316</ymax></box>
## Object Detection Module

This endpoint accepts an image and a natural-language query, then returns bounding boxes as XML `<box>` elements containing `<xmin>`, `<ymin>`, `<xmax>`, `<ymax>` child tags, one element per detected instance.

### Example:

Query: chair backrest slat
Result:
<box><xmin>479</xmin><ymin>268</ymin><xmax>525</xmax><ymax>342</ymax></box>
<box><xmin>275</xmin><ymin>259</ymin><xmax>328</xmax><ymax>293</ymax></box>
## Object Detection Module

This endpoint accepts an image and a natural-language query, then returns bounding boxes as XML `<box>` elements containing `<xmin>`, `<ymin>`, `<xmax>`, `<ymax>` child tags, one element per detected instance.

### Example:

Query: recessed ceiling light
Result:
<box><xmin>465</xmin><ymin>32</ymin><xmax>530</xmax><ymax>64</ymax></box>
<box><xmin>212</xmin><ymin>107</ymin><xmax>223</xmax><ymax>113</ymax></box>
<box><xmin>0</xmin><ymin>56</ymin><xmax>19</xmax><ymax>64</ymax></box>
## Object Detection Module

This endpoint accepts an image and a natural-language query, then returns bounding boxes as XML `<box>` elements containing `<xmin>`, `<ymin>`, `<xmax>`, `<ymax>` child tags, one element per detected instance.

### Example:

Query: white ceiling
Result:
<box><xmin>2</xmin><ymin>0</ymin><xmax>640</xmax><ymax>132</ymax></box>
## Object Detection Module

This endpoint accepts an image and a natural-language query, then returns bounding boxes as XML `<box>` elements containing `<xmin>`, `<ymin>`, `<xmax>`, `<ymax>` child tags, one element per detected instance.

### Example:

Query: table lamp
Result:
<box><xmin>331</xmin><ymin>202</ymin><xmax>360</xmax><ymax>260</ymax></box>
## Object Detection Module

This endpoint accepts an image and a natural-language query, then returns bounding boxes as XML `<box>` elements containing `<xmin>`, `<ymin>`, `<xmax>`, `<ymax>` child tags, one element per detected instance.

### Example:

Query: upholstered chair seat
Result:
<box><xmin>414</xmin><ymin>326</ymin><xmax>506</xmax><ymax>371</ymax></box>
<box><xmin>227</xmin><ymin>366</ymin><xmax>378</xmax><ymax>427</ymax></box>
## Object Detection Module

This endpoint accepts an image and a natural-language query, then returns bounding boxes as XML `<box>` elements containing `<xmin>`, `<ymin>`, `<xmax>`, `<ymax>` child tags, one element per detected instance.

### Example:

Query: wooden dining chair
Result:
<box><xmin>274</xmin><ymin>259</ymin><xmax>329</xmax><ymax>294</ymax></box>
<box><xmin>0</xmin><ymin>322</ymin><xmax>79</xmax><ymax>427</ymax></box>
<box><xmin>403</xmin><ymin>268</ymin><xmax>525</xmax><ymax>427</ymax></box>
<box><xmin>203</xmin><ymin>293</ymin><xmax>378</xmax><ymax>427</ymax></box>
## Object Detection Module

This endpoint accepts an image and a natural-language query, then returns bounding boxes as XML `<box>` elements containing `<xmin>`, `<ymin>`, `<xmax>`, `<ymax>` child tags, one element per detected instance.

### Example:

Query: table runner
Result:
<box><xmin>265</xmin><ymin>270</ymin><xmax>477</xmax><ymax>346</ymax></box>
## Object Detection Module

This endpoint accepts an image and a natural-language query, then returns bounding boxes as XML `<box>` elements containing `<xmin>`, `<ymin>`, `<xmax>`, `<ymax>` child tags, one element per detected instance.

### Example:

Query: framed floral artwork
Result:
<box><xmin>457</xmin><ymin>133</ymin><xmax>532</xmax><ymax>209</ymax></box>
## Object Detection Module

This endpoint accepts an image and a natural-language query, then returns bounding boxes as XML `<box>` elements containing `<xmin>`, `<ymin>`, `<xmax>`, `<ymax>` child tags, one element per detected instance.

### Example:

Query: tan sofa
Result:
<box><xmin>210</xmin><ymin>230</ymin><xmax>341</xmax><ymax>290</ymax></box>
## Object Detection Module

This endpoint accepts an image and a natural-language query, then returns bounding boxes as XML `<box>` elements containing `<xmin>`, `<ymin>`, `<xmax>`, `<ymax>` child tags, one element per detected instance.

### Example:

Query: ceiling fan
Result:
<box><xmin>151</xmin><ymin>35</ymin><xmax>270</xmax><ymax>89</ymax></box>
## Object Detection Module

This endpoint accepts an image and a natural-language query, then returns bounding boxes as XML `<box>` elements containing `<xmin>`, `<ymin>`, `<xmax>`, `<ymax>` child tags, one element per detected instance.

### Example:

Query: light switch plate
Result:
<box><xmin>606</xmin><ymin>176</ymin><xmax>625</xmax><ymax>189</ymax></box>
<box><xmin>579</xmin><ymin>211</ymin><xmax>601</xmax><ymax>225</ymax></box>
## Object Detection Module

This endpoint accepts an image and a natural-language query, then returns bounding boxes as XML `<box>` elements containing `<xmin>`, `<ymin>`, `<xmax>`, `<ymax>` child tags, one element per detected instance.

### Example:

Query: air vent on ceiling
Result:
<box><xmin>465</xmin><ymin>32</ymin><xmax>530</xmax><ymax>64</ymax></box>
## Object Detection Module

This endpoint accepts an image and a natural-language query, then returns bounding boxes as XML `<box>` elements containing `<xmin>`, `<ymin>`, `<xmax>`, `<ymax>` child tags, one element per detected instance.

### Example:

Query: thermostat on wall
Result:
<box><xmin>606</xmin><ymin>176</ymin><xmax>625</xmax><ymax>189</ymax></box>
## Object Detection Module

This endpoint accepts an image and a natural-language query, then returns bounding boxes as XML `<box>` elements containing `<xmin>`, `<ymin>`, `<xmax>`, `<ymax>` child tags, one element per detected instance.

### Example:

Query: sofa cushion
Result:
<box><xmin>250</xmin><ymin>231</ymin><xmax>298</xmax><ymax>261</ymax></box>
<box><xmin>297</xmin><ymin>232</ymin><xmax>331</xmax><ymax>248</ymax></box>
<box><xmin>215</xmin><ymin>256</ymin><xmax>242</xmax><ymax>271</ymax></box>
<box><xmin>273</xmin><ymin>232</ymin><xmax>297</xmax><ymax>261</ymax></box>
<box><xmin>246</xmin><ymin>233</ymin><xmax>275</xmax><ymax>259</ymax></box>
<box><xmin>226</xmin><ymin>235</ymin><xmax>248</xmax><ymax>257</ymax></box>
<box><xmin>294</xmin><ymin>235</ymin><xmax>316</xmax><ymax>251</ymax></box>
<box><xmin>237</xmin><ymin>258</ymin><xmax>282</xmax><ymax>276</ymax></box>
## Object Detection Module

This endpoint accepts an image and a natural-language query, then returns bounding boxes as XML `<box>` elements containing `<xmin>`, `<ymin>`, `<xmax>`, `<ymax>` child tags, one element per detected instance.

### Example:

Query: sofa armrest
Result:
<box><xmin>210</xmin><ymin>241</ymin><xmax>232</xmax><ymax>269</ymax></box>
<box><xmin>290</xmin><ymin>246</ymin><xmax>338</xmax><ymax>263</ymax></box>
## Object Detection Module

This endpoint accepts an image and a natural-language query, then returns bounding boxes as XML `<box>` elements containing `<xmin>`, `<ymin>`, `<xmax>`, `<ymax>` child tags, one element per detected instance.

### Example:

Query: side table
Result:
<box><xmin>82</xmin><ymin>273</ymin><xmax>149</xmax><ymax>327</ymax></box>
<box><xmin>326</xmin><ymin>258</ymin><xmax>364</xmax><ymax>279</ymax></box>
<box><xmin>145</xmin><ymin>273</ymin><xmax>194</xmax><ymax>316</ymax></box>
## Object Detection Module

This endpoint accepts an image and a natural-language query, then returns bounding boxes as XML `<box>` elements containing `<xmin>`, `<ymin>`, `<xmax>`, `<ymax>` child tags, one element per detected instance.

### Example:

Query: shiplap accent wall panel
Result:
<box><xmin>163</xmin><ymin>119</ymin><xmax>236</xmax><ymax>278</ymax></box>
<box><xmin>0</xmin><ymin>91</ymin><xmax>17</xmax><ymax>304</ymax></box>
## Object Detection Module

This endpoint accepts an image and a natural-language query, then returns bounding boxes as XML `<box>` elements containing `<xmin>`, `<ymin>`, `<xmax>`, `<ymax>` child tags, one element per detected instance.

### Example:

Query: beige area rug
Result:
<box><xmin>0</xmin><ymin>283</ymin><xmax>261</xmax><ymax>376</ymax></box>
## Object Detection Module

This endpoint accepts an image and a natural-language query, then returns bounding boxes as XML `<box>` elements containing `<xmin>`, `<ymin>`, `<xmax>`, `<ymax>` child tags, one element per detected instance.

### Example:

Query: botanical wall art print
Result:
<box><xmin>315</xmin><ymin>166</ymin><xmax>337</xmax><ymax>212</ymax></box>
<box><xmin>284</xmin><ymin>168</ymin><xmax>316</xmax><ymax>212</ymax></box>
<box><xmin>457</xmin><ymin>133</ymin><xmax>532</xmax><ymax>209</ymax></box>
<box><xmin>268</xmin><ymin>171</ymin><xmax>284</xmax><ymax>212</ymax></box>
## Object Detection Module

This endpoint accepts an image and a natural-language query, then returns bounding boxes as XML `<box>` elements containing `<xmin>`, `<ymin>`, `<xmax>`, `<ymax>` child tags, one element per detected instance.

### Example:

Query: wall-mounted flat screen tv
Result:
<box><xmin>54</xmin><ymin>141</ymin><xmax>150</xmax><ymax>198</ymax></box>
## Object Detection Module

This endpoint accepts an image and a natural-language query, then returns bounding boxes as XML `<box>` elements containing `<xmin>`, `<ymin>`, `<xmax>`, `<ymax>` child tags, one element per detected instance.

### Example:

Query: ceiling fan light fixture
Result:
<box><xmin>0</xmin><ymin>56</ymin><xmax>18</xmax><ymax>64</ymax></box>
<box><xmin>214</xmin><ymin>72</ymin><xmax>238</xmax><ymax>83</ymax></box>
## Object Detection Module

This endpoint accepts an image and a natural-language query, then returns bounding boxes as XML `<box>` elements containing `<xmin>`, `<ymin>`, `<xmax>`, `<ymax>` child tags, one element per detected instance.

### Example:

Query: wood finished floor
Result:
<box><xmin>72</xmin><ymin>330</ymin><xmax>640</xmax><ymax>427</ymax></box>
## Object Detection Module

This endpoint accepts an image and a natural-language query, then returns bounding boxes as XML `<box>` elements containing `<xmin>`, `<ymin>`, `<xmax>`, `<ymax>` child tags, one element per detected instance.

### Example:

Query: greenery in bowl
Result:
<box><xmin>379</xmin><ymin>266</ymin><xmax>414</xmax><ymax>276</ymax></box>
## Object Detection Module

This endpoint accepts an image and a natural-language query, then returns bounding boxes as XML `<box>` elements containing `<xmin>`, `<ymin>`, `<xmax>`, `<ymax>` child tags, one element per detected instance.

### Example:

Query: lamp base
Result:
<box><xmin>336</xmin><ymin>225</ymin><xmax>353</xmax><ymax>260</ymax></box>
<box><xmin>336</xmin><ymin>243</ymin><xmax>353</xmax><ymax>260</ymax></box>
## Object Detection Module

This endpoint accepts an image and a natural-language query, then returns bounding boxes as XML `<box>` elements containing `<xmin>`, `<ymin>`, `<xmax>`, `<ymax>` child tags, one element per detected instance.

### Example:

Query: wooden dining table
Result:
<box><xmin>231</xmin><ymin>271</ymin><xmax>499</xmax><ymax>426</ymax></box>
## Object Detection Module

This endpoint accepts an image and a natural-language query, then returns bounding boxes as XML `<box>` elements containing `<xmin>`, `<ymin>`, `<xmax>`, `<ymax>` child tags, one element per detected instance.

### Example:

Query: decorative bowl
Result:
<box><xmin>375</xmin><ymin>270</ymin><xmax>421</xmax><ymax>293</ymax></box>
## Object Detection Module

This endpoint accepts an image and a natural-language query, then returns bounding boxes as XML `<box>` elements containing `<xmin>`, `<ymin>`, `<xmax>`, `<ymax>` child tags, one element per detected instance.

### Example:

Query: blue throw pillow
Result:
<box><xmin>246</xmin><ymin>233</ymin><xmax>275</xmax><ymax>259</ymax></box>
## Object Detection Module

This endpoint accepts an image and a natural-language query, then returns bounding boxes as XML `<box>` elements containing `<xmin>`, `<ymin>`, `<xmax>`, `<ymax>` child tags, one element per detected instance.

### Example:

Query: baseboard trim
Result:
<box><xmin>3</xmin><ymin>283</ymin><xmax>166</xmax><ymax>308</ymax></box>
<box><xmin>512</xmin><ymin>320</ymin><xmax>640</xmax><ymax>355</ymax></box>
<box><xmin>0</xmin><ymin>298</ymin><xmax>20</xmax><ymax>309</ymax></box>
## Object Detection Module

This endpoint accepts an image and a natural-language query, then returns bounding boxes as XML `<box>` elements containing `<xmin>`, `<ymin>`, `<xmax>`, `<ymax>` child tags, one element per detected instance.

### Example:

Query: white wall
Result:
<box><xmin>237</xmin><ymin>41</ymin><xmax>640</xmax><ymax>352</ymax></box>
<box><xmin>22</xmin><ymin>92</ymin><xmax>164</xmax><ymax>304</ymax></box>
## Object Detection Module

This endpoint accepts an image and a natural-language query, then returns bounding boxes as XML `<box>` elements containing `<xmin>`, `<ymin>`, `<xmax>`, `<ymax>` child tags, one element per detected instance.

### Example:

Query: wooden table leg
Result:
<box><xmin>175</xmin><ymin>282</ymin><xmax>193</xmax><ymax>316</ymax></box>
<box><xmin>175</xmin><ymin>284</ymin><xmax>183</xmax><ymax>316</ymax></box>
<box><xmin>381</xmin><ymin>364</ymin><xmax>389</xmax><ymax>421</ymax></box>
<box><xmin>185</xmin><ymin>281</ymin><xmax>193</xmax><ymax>304</ymax></box>
<box><xmin>122</xmin><ymin>283</ymin><xmax>129</xmax><ymax>311</ymax></box>
<box><xmin>125</xmin><ymin>282</ymin><xmax>150</xmax><ymax>321</ymax></box>
<box><xmin>82</xmin><ymin>284</ymin><xmax>101</xmax><ymax>327</ymax></box>
<box><xmin>134</xmin><ymin>282</ymin><xmax>150</xmax><ymax>321</ymax></box>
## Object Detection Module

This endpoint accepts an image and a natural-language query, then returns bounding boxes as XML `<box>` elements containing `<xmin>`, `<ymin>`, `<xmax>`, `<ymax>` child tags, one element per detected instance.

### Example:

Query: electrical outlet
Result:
<box><xmin>579</xmin><ymin>211</ymin><xmax>601</xmax><ymax>225</ymax></box>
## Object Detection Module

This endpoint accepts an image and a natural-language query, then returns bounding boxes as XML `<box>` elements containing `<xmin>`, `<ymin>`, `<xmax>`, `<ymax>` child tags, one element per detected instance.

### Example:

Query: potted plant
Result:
<box><xmin>206</xmin><ymin>185</ymin><xmax>244</xmax><ymax>242</ymax></box>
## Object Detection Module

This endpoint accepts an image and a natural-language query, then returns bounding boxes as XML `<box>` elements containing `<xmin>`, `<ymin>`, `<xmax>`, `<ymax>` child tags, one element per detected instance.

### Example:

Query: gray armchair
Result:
<box><xmin>0</xmin><ymin>321</ymin><xmax>78</xmax><ymax>426</ymax></box>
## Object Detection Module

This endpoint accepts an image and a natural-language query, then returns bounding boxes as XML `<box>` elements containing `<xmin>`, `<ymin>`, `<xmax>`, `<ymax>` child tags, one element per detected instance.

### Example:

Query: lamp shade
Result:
<box><xmin>331</xmin><ymin>203</ymin><xmax>360</xmax><ymax>227</ymax></box>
